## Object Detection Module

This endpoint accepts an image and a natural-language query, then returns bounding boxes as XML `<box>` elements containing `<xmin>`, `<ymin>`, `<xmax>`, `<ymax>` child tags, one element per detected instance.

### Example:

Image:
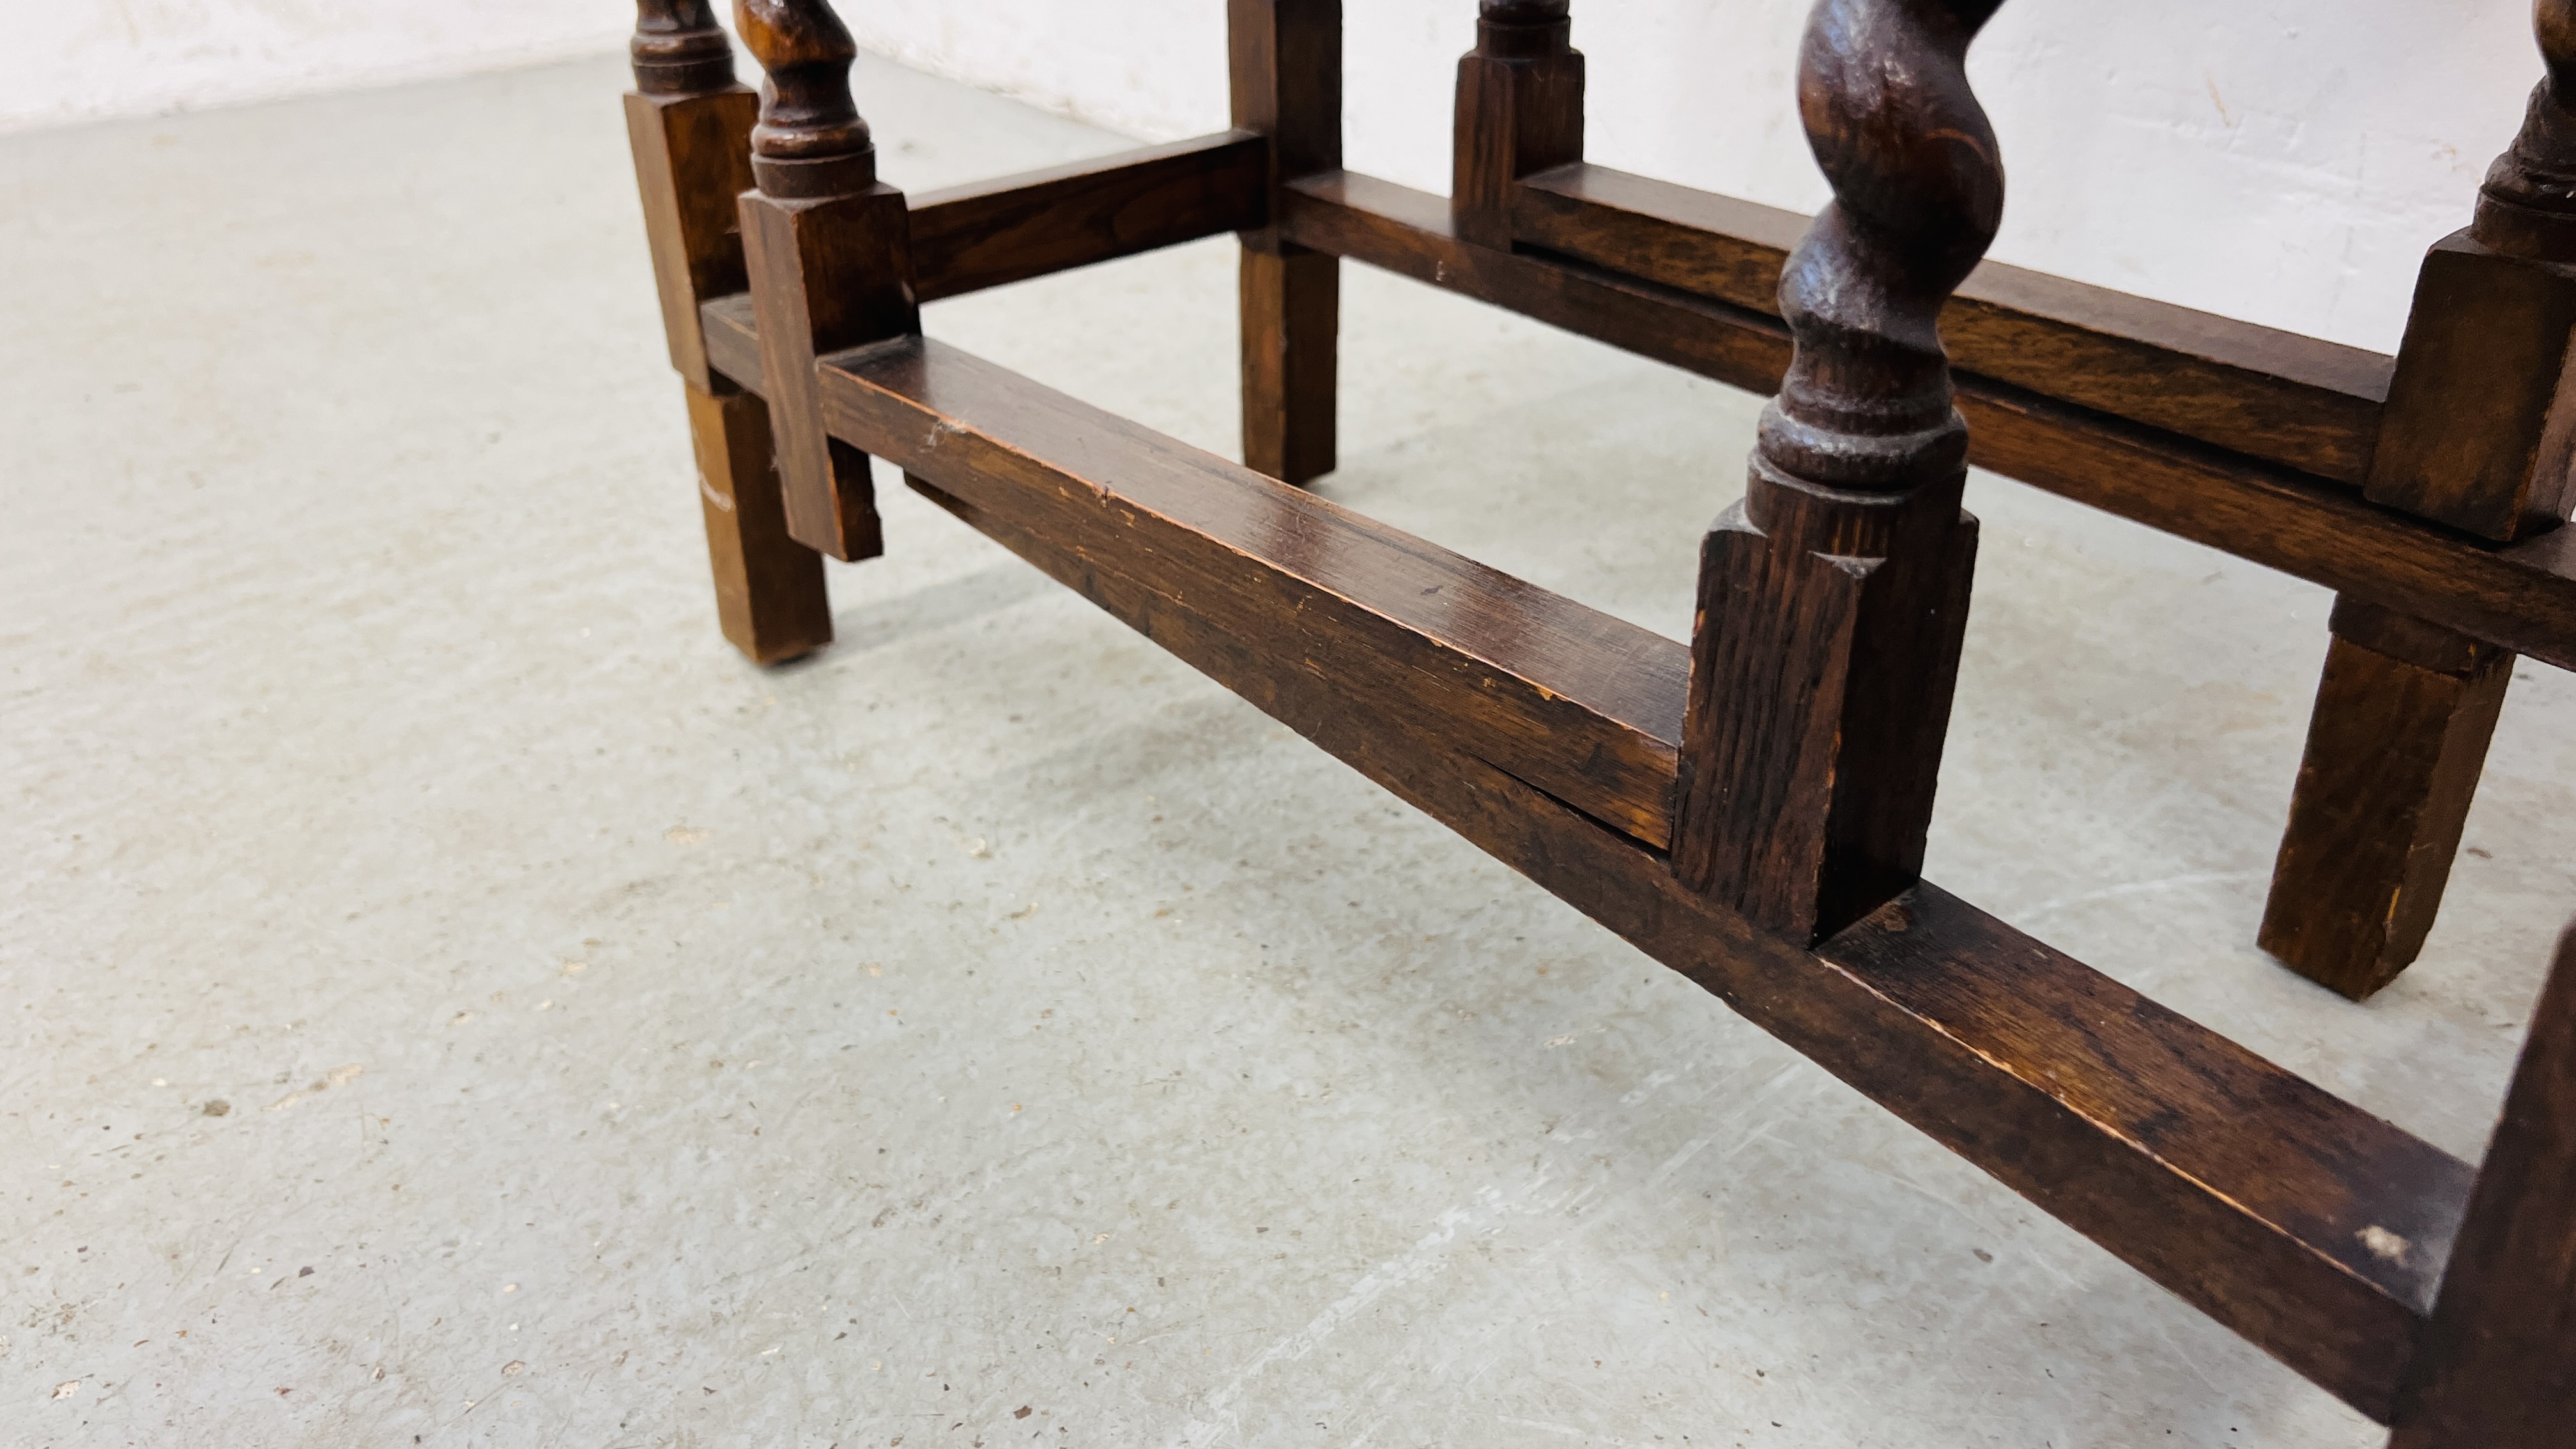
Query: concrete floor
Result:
<box><xmin>6</xmin><ymin>50</ymin><xmax>2575</xmax><ymax>1449</ymax></box>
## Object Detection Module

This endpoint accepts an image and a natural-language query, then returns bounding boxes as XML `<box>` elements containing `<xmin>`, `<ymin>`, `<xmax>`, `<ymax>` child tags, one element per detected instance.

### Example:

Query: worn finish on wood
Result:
<box><xmin>631</xmin><ymin>0</ymin><xmax>737</xmax><ymax>96</ymax></box>
<box><xmin>1230</xmin><ymin>0</ymin><xmax>1342</xmax><ymax>485</ymax></box>
<box><xmin>682</xmin><ymin>381</ymin><xmax>832</xmax><ymax>664</ymax></box>
<box><xmin>622</xmin><ymin>2</ymin><xmax>756</xmax><ymax>393</ymax></box>
<box><xmin>2368</xmin><ymin>0</ymin><xmax>2576</xmax><ymax>540</ymax></box>
<box><xmin>1670</xmin><ymin>0</ymin><xmax>1998</xmax><ymax>943</ymax></box>
<box><xmin>2391</xmin><ymin>926</ymin><xmax>2576</xmax><ymax>1445</ymax></box>
<box><xmin>2260</xmin><ymin>600</ymin><xmax>2514</xmax><ymax>1000</ymax></box>
<box><xmin>735</xmin><ymin>0</ymin><xmax>914</xmax><ymax>561</ymax></box>
<box><xmin>1239</xmin><ymin>247</ymin><xmax>1340</xmax><ymax>487</ymax></box>
<box><xmin>907</xmin><ymin>132</ymin><xmax>1268</xmax><ymax>303</ymax></box>
<box><xmin>820</xmin><ymin>335</ymin><xmax>1683</xmax><ymax>846</ymax></box>
<box><xmin>1452</xmin><ymin>1</ymin><xmax>1584</xmax><ymax>249</ymax></box>
<box><xmin>1512</xmin><ymin>162</ymin><xmax>2393</xmax><ymax>484</ymax></box>
<box><xmin>791</xmin><ymin>330</ymin><xmax>2467</xmax><ymax>1422</ymax></box>
<box><xmin>1275</xmin><ymin>171</ymin><xmax>2576</xmax><ymax>675</ymax></box>
<box><xmin>625</xmin><ymin>3</ymin><xmax>832</xmax><ymax>668</ymax></box>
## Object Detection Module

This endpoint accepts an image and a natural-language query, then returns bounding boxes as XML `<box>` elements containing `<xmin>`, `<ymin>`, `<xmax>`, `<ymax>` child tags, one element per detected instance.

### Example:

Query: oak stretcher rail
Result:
<box><xmin>816</xmin><ymin>328</ymin><xmax>2472</xmax><ymax>1422</ymax></box>
<box><xmin>624</xmin><ymin>0</ymin><xmax>2576</xmax><ymax>1438</ymax></box>
<box><xmin>705</xmin><ymin>162</ymin><xmax>2576</xmax><ymax>676</ymax></box>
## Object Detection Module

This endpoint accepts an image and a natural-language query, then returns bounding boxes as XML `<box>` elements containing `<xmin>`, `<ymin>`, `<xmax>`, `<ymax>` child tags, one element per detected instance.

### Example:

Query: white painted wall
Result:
<box><xmin>2</xmin><ymin>1</ymin><xmax>626</xmax><ymax>137</ymax></box>
<box><xmin>13</xmin><ymin>1</ymin><xmax>2543</xmax><ymax>351</ymax></box>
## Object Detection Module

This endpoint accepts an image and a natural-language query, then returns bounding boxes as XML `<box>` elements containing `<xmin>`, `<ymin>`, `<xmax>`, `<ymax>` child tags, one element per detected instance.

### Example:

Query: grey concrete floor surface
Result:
<box><xmin>6</xmin><ymin>50</ymin><xmax>2575</xmax><ymax>1449</ymax></box>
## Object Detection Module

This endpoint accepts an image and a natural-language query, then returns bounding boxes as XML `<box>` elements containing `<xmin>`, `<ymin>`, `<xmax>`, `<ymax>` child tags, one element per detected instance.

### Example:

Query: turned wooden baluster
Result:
<box><xmin>1452</xmin><ymin>0</ymin><xmax>1584</xmax><ymax>249</ymax></box>
<box><xmin>2371</xmin><ymin>0</ymin><xmax>2576</xmax><ymax>539</ymax></box>
<box><xmin>735</xmin><ymin>0</ymin><xmax>917</xmax><ymax>562</ymax></box>
<box><xmin>624</xmin><ymin>0</ymin><xmax>832</xmax><ymax>664</ymax></box>
<box><xmin>2260</xmin><ymin>4</ymin><xmax>2576</xmax><ymax>998</ymax></box>
<box><xmin>1671</xmin><ymin>0</ymin><xmax>2000</xmax><ymax>944</ymax></box>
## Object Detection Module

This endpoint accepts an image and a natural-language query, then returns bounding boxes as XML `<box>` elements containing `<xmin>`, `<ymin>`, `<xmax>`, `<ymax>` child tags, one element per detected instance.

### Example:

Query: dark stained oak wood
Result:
<box><xmin>2370</xmin><ymin>0</ymin><xmax>2576</xmax><ymax>541</ymax></box>
<box><xmin>1284</xmin><ymin>170</ymin><xmax>1796</xmax><ymax>392</ymax></box>
<box><xmin>622</xmin><ymin>6</ymin><xmax>755</xmax><ymax>393</ymax></box>
<box><xmin>1239</xmin><ymin>247</ymin><xmax>1339</xmax><ymax>486</ymax></box>
<box><xmin>2261</xmin><ymin>600</ymin><xmax>2513</xmax><ymax>1000</ymax></box>
<box><xmin>1230</xmin><ymin>0</ymin><xmax>1342</xmax><ymax>486</ymax></box>
<box><xmin>817</xmin><ymin>335</ymin><xmax>1684</xmax><ymax>847</ymax></box>
<box><xmin>682</xmin><ymin>381</ymin><xmax>832</xmax><ymax>663</ymax></box>
<box><xmin>1452</xmin><ymin>1</ymin><xmax>1584</xmax><ymax>249</ymax></box>
<box><xmin>907</xmin><ymin>132</ymin><xmax>1268</xmax><ymax>303</ymax></box>
<box><xmin>780</xmin><ymin>331</ymin><xmax>2467</xmax><ymax>1423</ymax></box>
<box><xmin>2264</xmin><ymin>0</ymin><xmax>2575</xmax><ymax>995</ymax></box>
<box><xmin>734</xmin><ymin>0</ymin><xmax>914</xmax><ymax>562</ymax></box>
<box><xmin>1514</xmin><ymin>160</ymin><xmax>2393</xmax><ymax>486</ymax></box>
<box><xmin>625</xmin><ymin>0</ymin><xmax>2576</xmax><ymax>1434</ymax></box>
<box><xmin>625</xmin><ymin>3</ymin><xmax>831</xmax><ymax>666</ymax></box>
<box><xmin>631</xmin><ymin>0</ymin><xmax>738</xmax><ymax>97</ymax></box>
<box><xmin>2391</xmin><ymin>926</ymin><xmax>2576</xmax><ymax>1445</ymax></box>
<box><xmin>699</xmin><ymin>291</ymin><xmax>765</xmax><ymax>394</ymax></box>
<box><xmin>1274</xmin><ymin>170</ymin><xmax>2576</xmax><ymax>675</ymax></box>
<box><xmin>1671</xmin><ymin>0</ymin><xmax>1998</xmax><ymax>943</ymax></box>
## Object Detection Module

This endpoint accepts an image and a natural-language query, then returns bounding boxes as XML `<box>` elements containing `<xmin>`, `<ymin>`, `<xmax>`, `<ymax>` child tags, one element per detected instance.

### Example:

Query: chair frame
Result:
<box><xmin>622</xmin><ymin>0</ymin><xmax>2576</xmax><ymax>1436</ymax></box>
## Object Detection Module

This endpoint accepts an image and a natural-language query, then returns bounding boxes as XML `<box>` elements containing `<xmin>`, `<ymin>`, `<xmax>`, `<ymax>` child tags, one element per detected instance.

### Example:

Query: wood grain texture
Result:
<box><xmin>1513</xmin><ymin>161</ymin><xmax>2393</xmax><ymax>485</ymax></box>
<box><xmin>1275</xmin><ymin>171</ymin><xmax>2576</xmax><ymax>673</ymax></box>
<box><xmin>739</xmin><ymin>188</ymin><xmax>909</xmax><ymax>561</ymax></box>
<box><xmin>1451</xmin><ymin>0</ymin><xmax>1583</xmax><ymax>249</ymax></box>
<box><xmin>625</xmin><ymin>12</ymin><xmax>830</xmax><ymax>668</ymax></box>
<box><xmin>2366</xmin><ymin>231</ymin><xmax>2576</xmax><ymax>540</ymax></box>
<box><xmin>1239</xmin><ymin>247</ymin><xmax>1340</xmax><ymax>486</ymax></box>
<box><xmin>682</xmin><ymin>381</ymin><xmax>831</xmax><ymax>664</ymax></box>
<box><xmin>699</xmin><ymin>291</ymin><xmax>764</xmax><ymax>394</ymax></box>
<box><xmin>623</xmin><ymin>86</ymin><xmax>757</xmax><ymax>392</ymax></box>
<box><xmin>1227</xmin><ymin>0</ymin><xmax>1341</xmax><ymax>218</ymax></box>
<box><xmin>791</xmin><ymin>332</ymin><xmax>2465</xmax><ymax>1422</ymax></box>
<box><xmin>2260</xmin><ymin>599</ymin><xmax>2513</xmax><ymax>1000</ymax></box>
<box><xmin>2368</xmin><ymin>1</ymin><xmax>2576</xmax><ymax>540</ymax></box>
<box><xmin>734</xmin><ymin>0</ymin><xmax>912</xmax><ymax>561</ymax></box>
<box><xmin>817</xmin><ymin>334</ymin><xmax>1682</xmax><ymax>847</ymax></box>
<box><xmin>1229</xmin><ymin>0</ymin><xmax>1342</xmax><ymax>486</ymax></box>
<box><xmin>2391</xmin><ymin>923</ymin><xmax>2576</xmax><ymax>1446</ymax></box>
<box><xmin>1676</xmin><ymin>483</ymin><xmax>1977</xmax><ymax>940</ymax></box>
<box><xmin>734</xmin><ymin>0</ymin><xmax>873</xmax><ymax>200</ymax></box>
<box><xmin>1671</xmin><ymin>0</ymin><xmax>1998</xmax><ymax>942</ymax></box>
<box><xmin>907</xmin><ymin>133</ymin><xmax>1268</xmax><ymax>303</ymax></box>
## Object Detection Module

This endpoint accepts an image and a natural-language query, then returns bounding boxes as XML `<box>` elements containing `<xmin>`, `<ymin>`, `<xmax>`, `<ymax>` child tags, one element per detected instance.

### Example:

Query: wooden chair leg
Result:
<box><xmin>684</xmin><ymin>381</ymin><xmax>832</xmax><ymax>664</ymax></box>
<box><xmin>1238</xmin><ymin>245</ymin><xmax>1337</xmax><ymax>486</ymax></box>
<box><xmin>1450</xmin><ymin>0</ymin><xmax>1584</xmax><ymax>248</ymax></box>
<box><xmin>2387</xmin><ymin>924</ymin><xmax>2576</xmax><ymax>1446</ymax></box>
<box><xmin>2260</xmin><ymin>598</ymin><xmax>2512</xmax><ymax>1000</ymax></box>
<box><xmin>1229</xmin><ymin>0</ymin><xmax>1341</xmax><ymax>486</ymax></box>
<box><xmin>626</xmin><ymin>1</ymin><xmax>833</xmax><ymax>665</ymax></box>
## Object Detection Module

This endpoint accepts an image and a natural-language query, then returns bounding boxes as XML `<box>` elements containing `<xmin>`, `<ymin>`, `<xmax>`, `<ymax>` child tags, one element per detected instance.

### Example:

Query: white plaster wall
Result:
<box><xmin>11</xmin><ymin>0</ymin><xmax>2546</xmax><ymax>351</ymax></box>
<box><xmin>1</xmin><ymin>1</ymin><xmax>626</xmax><ymax>136</ymax></box>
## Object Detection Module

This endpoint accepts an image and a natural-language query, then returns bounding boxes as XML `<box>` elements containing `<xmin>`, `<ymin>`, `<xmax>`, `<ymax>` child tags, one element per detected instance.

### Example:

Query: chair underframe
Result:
<box><xmin>624</xmin><ymin>0</ymin><xmax>2576</xmax><ymax>1438</ymax></box>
